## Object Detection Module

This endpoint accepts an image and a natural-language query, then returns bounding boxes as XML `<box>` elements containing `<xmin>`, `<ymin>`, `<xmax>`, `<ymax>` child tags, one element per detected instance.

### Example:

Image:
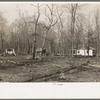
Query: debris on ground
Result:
<box><xmin>0</xmin><ymin>73</ymin><xmax>33</xmax><ymax>82</ymax></box>
<box><xmin>0</xmin><ymin>56</ymin><xmax>100</xmax><ymax>82</ymax></box>
<box><xmin>59</xmin><ymin>73</ymin><xmax>66</xmax><ymax>79</ymax></box>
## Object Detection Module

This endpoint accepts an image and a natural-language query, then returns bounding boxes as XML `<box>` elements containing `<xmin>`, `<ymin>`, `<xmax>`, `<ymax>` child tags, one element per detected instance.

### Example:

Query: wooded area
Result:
<box><xmin>0</xmin><ymin>3</ymin><xmax>100</xmax><ymax>58</ymax></box>
<box><xmin>1</xmin><ymin>3</ymin><xmax>100</xmax><ymax>82</ymax></box>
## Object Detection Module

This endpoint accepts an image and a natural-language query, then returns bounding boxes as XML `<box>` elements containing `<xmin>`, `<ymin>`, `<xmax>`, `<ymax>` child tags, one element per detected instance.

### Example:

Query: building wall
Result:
<box><xmin>76</xmin><ymin>49</ymin><xmax>93</xmax><ymax>56</ymax></box>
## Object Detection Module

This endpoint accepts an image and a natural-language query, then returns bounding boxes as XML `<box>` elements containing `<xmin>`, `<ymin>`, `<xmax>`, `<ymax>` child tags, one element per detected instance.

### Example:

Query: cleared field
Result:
<box><xmin>0</xmin><ymin>55</ymin><xmax>100</xmax><ymax>82</ymax></box>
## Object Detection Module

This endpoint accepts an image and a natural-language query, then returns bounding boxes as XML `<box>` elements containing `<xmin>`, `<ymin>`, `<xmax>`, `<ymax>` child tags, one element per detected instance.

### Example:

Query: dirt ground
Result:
<box><xmin>0</xmin><ymin>55</ymin><xmax>100</xmax><ymax>82</ymax></box>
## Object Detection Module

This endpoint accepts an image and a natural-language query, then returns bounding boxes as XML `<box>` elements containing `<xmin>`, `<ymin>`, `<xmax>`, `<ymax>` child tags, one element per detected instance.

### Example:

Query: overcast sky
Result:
<box><xmin>0</xmin><ymin>2</ymin><xmax>36</xmax><ymax>24</ymax></box>
<box><xmin>0</xmin><ymin>2</ymin><xmax>99</xmax><ymax>25</ymax></box>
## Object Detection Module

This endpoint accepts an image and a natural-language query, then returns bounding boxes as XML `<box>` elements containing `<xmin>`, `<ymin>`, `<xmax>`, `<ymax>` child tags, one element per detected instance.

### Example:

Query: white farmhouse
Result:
<box><xmin>74</xmin><ymin>47</ymin><xmax>96</xmax><ymax>57</ymax></box>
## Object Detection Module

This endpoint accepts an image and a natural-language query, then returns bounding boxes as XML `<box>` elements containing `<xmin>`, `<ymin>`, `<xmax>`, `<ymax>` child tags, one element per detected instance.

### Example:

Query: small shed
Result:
<box><xmin>36</xmin><ymin>48</ymin><xmax>46</xmax><ymax>56</ymax></box>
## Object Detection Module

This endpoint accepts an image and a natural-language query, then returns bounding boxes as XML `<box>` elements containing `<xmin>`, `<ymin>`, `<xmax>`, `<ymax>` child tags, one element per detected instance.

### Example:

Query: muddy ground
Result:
<box><xmin>0</xmin><ymin>55</ymin><xmax>100</xmax><ymax>82</ymax></box>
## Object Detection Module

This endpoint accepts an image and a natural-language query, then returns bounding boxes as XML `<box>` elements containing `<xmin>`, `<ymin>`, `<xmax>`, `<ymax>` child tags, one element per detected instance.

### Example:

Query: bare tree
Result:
<box><xmin>67</xmin><ymin>4</ymin><xmax>78</xmax><ymax>57</ymax></box>
<box><xmin>94</xmin><ymin>9</ymin><xmax>100</xmax><ymax>57</ymax></box>
<box><xmin>75</xmin><ymin>18</ymin><xmax>84</xmax><ymax>50</ymax></box>
<box><xmin>42</xmin><ymin>4</ymin><xmax>58</xmax><ymax>54</ymax></box>
<box><xmin>0</xmin><ymin>12</ymin><xmax>7</xmax><ymax>52</ymax></box>
<box><xmin>84</xmin><ymin>13</ymin><xmax>94</xmax><ymax>57</ymax></box>
<box><xmin>31</xmin><ymin>4</ymin><xmax>42</xmax><ymax>59</ymax></box>
<box><xmin>17</xmin><ymin>10</ymin><xmax>32</xmax><ymax>54</ymax></box>
<box><xmin>57</xmin><ymin>8</ymin><xmax>65</xmax><ymax>56</ymax></box>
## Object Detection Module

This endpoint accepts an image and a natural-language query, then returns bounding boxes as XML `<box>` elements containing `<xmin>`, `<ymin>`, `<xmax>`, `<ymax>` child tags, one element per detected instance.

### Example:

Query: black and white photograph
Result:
<box><xmin>0</xmin><ymin>2</ymin><xmax>100</xmax><ymax>82</ymax></box>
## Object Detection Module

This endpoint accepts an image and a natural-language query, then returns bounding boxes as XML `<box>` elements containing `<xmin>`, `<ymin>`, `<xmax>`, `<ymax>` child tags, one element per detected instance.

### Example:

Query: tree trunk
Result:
<box><xmin>96</xmin><ymin>32</ymin><xmax>99</xmax><ymax>57</ymax></box>
<box><xmin>17</xmin><ymin>38</ymin><xmax>20</xmax><ymax>55</ymax></box>
<box><xmin>33</xmin><ymin>41</ymin><xmax>36</xmax><ymax>59</ymax></box>
<box><xmin>42</xmin><ymin>29</ymin><xmax>49</xmax><ymax>50</ymax></box>
<box><xmin>71</xmin><ymin>20</ymin><xmax>75</xmax><ymax>57</ymax></box>
<box><xmin>71</xmin><ymin>36</ymin><xmax>74</xmax><ymax>57</ymax></box>
<box><xmin>1</xmin><ymin>33</ymin><xmax>4</xmax><ymax>52</ymax></box>
<box><xmin>27</xmin><ymin>39</ymin><xmax>30</xmax><ymax>54</ymax></box>
<box><xmin>33</xmin><ymin>30</ymin><xmax>37</xmax><ymax>59</ymax></box>
<box><xmin>88</xmin><ymin>31</ymin><xmax>89</xmax><ymax>57</ymax></box>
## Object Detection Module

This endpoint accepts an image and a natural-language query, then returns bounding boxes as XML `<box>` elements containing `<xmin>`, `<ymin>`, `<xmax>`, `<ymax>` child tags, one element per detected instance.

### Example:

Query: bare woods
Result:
<box><xmin>0</xmin><ymin>3</ymin><xmax>99</xmax><ymax>58</ymax></box>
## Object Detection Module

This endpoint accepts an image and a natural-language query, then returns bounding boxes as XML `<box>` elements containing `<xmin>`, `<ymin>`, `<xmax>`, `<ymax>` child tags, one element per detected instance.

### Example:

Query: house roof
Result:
<box><xmin>79</xmin><ymin>47</ymin><xmax>95</xmax><ymax>50</ymax></box>
<box><xmin>36</xmin><ymin>48</ymin><xmax>42</xmax><ymax>52</ymax></box>
<box><xmin>89</xmin><ymin>47</ymin><xmax>95</xmax><ymax>50</ymax></box>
